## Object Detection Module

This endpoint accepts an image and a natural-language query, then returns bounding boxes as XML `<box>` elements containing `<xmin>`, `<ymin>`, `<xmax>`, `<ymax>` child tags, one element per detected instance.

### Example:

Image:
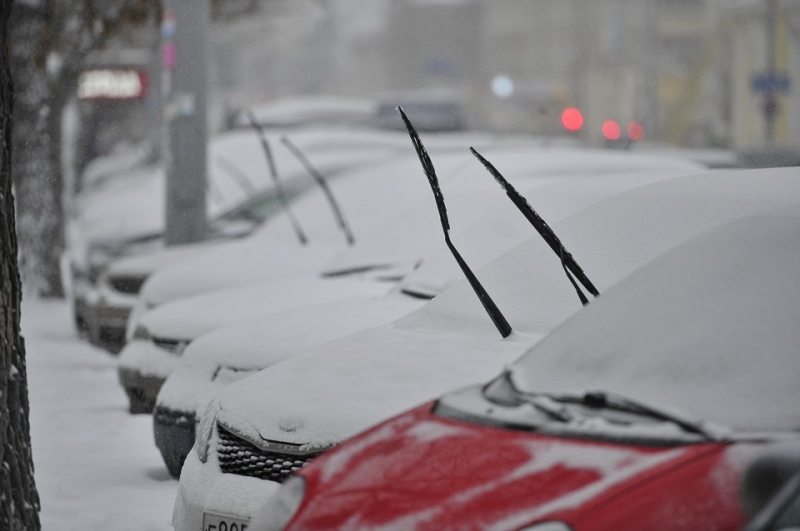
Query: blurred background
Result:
<box><xmin>83</xmin><ymin>0</ymin><xmax>800</xmax><ymax>159</ymax></box>
<box><xmin>9</xmin><ymin>0</ymin><xmax>800</xmax><ymax>299</ymax></box>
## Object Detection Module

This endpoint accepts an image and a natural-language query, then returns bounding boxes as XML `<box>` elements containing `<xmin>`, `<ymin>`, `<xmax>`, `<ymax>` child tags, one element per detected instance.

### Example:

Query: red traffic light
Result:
<box><xmin>627</xmin><ymin>121</ymin><xmax>645</xmax><ymax>141</ymax></box>
<box><xmin>561</xmin><ymin>108</ymin><xmax>584</xmax><ymax>132</ymax></box>
<box><xmin>602</xmin><ymin>120</ymin><xmax>621</xmax><ymax>141</ymax></box>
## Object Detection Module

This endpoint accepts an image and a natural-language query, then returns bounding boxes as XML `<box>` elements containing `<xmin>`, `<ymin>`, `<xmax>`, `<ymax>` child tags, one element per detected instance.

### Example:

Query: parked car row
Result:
<box><xmin>71</xmin><ymin>103</ymin><xmax>800</xmax><ymax>530</ymax></box>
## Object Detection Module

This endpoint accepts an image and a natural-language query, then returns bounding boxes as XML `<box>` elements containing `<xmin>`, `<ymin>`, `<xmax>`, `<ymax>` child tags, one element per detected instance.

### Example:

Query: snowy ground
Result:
<box><xmin>23</xmin><ymin>297</ymin><xmax>177</xmax><ymax>531</ymax></box>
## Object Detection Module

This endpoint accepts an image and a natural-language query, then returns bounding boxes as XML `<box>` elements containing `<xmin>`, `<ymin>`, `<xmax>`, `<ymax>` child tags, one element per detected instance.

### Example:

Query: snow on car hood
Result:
<box><xmin>397</xmin><ymin>167</ymin><xmax>699</xmax><ymax>297</ymax></box>
<box><xmin>509</xmin><ymin>209</ymin><xmax>800</xmax><ymax>433</ymax></box>
<box><xmin>399</xmin><ymin>166</ymin><xmax>800</xmax><ymax>338</ymax></box>
<box><xmin>157</xmin><ymin>294</ymin><xmax>426</xmax><ymax>414</ymax></box>
<box><xmin>321</xmin><ymin>148</ymin><xmax>699</xmax><ymax>277</ymax></box>
<box><xmin>216</xmin><ymin>325</ymin><xmax>540</xmax><ymax>448</ymax></box>
<box><xmin>138</xmin><ymin>275</ymin><xmax>392</xmax><ymax>341</ymax></box>
<box><xmin>138</xmin><ymin>150</ymin><xmax>474</xmax><ymax>307</ymax></box>
<box><xmin>139</xmin><ymin>240</ymin><xmax>342</xmax><ymax>307</ymax></box>
<box><xmin>213</xmin><ymin>167</ymin><xmax>800</xmax><ymax>448</ymax></box>
<box><xmin>105</xmin><ymin>240</ymin><xmax>225</xmax><ymax>279</ymax></box>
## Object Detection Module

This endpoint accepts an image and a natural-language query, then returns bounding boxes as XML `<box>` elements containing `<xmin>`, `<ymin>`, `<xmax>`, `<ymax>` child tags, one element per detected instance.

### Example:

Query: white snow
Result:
<box><xmin>510</xmin><ymin>209</ymin><xmax>800</xmax><ymax>432</ymax></box>
<box><xmin>156</xmin><ymin>295</ymin><xmax>426</xmax><ymax>414</ymax></box>
<box><xmin>24</xmin><ymin>298</ymin><xmax>177</xmax><ymax>531</ymax></box>
<box><xmin>215</xmin><ymin>167</ymin><xmax>800</xmax><ymax>450</ymax></box>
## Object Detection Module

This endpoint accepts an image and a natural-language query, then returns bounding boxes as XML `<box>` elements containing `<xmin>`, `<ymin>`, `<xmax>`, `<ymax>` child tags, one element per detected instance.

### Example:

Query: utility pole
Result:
<box><xmin>764</xmin><ymin>0</ymin><xmax>778</xmax><ymax>142</ymax></box>
<box><xmin>162</xmin><ymin>0</ymin><xmax>209</xmax><ymax>245</ymax></box>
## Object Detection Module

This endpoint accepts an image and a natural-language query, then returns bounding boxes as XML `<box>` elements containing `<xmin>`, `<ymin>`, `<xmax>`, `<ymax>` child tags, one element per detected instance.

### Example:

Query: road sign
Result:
<box><xmin>752</xmin><ymin>73</ymin><xmax>791</xmax><ymax>93</ymax></box>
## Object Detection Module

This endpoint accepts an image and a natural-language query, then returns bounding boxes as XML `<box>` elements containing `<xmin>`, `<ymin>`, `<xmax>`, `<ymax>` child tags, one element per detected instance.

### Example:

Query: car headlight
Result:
<box><xmin>195</xmin><ymin>399</ymin><xmax>220</xmax><ymax>463</ymax></box>
<box><xmin>132</xmin><ymin>324</ymin><xmax>150</xmax><ymax>341</ymax></box>
<box><xmin>520</xmin><ymin>523</ymin><xmax>573</xmax><ymax>531</ymax></box>
<box><xmin>250</xmin><ymin>476</ymin><xmax>306</xmax><ymax>531</ymax></box>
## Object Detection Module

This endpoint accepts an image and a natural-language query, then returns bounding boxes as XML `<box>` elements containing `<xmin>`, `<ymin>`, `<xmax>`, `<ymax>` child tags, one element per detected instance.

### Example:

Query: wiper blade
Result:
<box><xmin>484</xmin><ymin>372</ymin><xmax>574</xmax><ymax>423</ymax></box>
<box><xmin>247</xmin><ymin>112</ymin><xmax>308</xmax><ymax>246</ymax></box>
<box><xmin>281</xmin><ymin>135</ymin><xmax>356</xmax><ymax>246</ymax></box>
<box><xmin>578</xmin><ymin>390</ymin><xmax>728</xmax><ymax>441</ymax></box>
<box><xmin>469</xmin><ymin>147</ymin><xmax>599</xmax><ymax>307</ymax></box>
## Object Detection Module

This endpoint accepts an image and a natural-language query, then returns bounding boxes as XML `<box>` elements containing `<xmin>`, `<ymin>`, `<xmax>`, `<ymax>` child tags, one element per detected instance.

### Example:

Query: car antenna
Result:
<box><xmin>247</xmin><ymin>111</ymin><xmax>308</xmax><ymax>245</ymax></box>
<box><xmin>470</xmin><ymin>147</ymin><xmax>599</xmax><ymax>306</ymax></box>
<box><xmin>398</xmin><ymin>106</ymin><xmax>512</xmax><ymax>338</ymax></box>
<box><xmin>280</xmin><ymin>135</ymin><xmax>356</xmax><ymax>246</ymax></box>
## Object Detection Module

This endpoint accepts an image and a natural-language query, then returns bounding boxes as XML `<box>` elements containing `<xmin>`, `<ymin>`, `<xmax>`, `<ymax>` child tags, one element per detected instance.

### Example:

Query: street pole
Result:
<box><xmin>764</xmin><ymin>0</ymin><xmax>778</xmax><ymax>143</ymax></box>
<box><xmin>162</xmin><ymin>0</ymin><xmax>209</xmax><ymax>246</ymax></box>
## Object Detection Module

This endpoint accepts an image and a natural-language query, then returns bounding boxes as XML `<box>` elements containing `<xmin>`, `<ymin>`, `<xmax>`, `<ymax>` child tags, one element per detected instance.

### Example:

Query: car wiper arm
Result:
<box><xmin>281</xmin><ymin>135</ymin><xmax>356</xmax><ymax>246</ymax></box>
<box><xmin>247</xmin><ymin>112</ymin><xmax>308</xmax><ymax>245</ymax></box>
<box><xmin>469</xmin><ymin>147</ymin><xmax>599</xmax><ymax>307</ymax></box>
<box><xmin>398</xmin><ymin>106</ymin><xmax>512</xmax><ymax>339</ymax></box>
<box><xmin>578</xmin><ymin>390</ymin><xmax>728</xmax><ymax>441</ymax></box>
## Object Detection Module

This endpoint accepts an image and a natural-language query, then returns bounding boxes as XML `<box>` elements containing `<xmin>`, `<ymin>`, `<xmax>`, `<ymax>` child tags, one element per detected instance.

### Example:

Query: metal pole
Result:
<box><xmin>765</xmin><ymin>0</ymin><xmax>778</xmax><ymax>142</ymax></box>
<box><xmin>162</xmin><ymin>0</ymin><xmax>209</xmax><ymax>245</ymax></box>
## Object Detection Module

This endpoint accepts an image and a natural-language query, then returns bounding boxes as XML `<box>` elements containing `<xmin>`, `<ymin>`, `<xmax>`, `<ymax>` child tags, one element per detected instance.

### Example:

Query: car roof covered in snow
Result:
<box><xmin>214</xmin><ymin>167</ymin><xmax>800</xmax><ymax>448</ymax></box>
<box><xmin>509</xmin><ymin>207</ymin><xmax>800</xmax><ymax>433</ymax></box>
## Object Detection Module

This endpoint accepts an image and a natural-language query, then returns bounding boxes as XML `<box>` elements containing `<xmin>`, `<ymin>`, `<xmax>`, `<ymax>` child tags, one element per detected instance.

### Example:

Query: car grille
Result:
<box><xmin>217</xmin><ymin>427</ymin><xmax>320</xmax><ymax>483</ymax></box>
<box><xmin>108</xmin><ymin>275</ymin><xmax>146</xmax><ymax>295</ymax></box>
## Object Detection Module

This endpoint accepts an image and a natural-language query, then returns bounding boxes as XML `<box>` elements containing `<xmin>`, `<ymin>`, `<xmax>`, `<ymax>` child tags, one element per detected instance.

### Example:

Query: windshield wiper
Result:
<box><xmin>574</xmin><ymin>390</ymin><xmax>727</xmax><ymax>441</ymax></box>
<box><xmin>470</xmin><ymin>147</ymin><xmax>599</xmax><ymax>307</ymax></box>
<box><xmin>247</xmin><ymin>111</ymin><xmax>308</xmax><ymax>246</ymax></box>
<box><xmin>281</xmin><ymin>135</ymin><xmax>356</xmax><ymax>246</ymax></box>
<box><xmin>486</xmin><ymin>373</ymin><xmax>727</xmax><ymax>441</ymax></box>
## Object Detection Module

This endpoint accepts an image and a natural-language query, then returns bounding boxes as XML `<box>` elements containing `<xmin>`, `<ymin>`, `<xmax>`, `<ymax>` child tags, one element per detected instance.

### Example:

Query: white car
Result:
<box><xmin>118</xmin><ymin>145</ymin><xmax>557</xmax><ymax>413</ymax></box>
<box><xmin>172</xmin><ymin>166</ymin><xmax>800</xmax><ymax>530</ymax></box>
<box><xmin>70</xmin><ymin>123</ymin><xmax>398</xmax><ymax>346</ymax></box>
<box><xmin>153</xmin><ymin>150</ymin><xmax>702</xmax><ymax>477</ymax></box>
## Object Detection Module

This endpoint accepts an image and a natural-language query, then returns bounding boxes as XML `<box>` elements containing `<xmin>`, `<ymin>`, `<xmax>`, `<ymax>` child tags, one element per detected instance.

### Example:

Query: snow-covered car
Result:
<box><xmin>171</xmin><ymin>166</ymin><xmax>800</xmax><ymax>531</ymax></box>
<box><xmin>68</xmin><ymin>123</ymin><xmax>405</xmax><ymax>342</ymax></box>
<box><xmin>251</xmin><ymin>208</ymin><xmax>800</xmax><ymax>531</ymax></box>
<box><xmin>119</xmin><ymin>146</ymin><xmax>542</xmax><ymax>413</ymax></box>
<box><xmin>153</xmin><ymin>150</ymin><xmax>702</xmax><ymax>477</ymax></box>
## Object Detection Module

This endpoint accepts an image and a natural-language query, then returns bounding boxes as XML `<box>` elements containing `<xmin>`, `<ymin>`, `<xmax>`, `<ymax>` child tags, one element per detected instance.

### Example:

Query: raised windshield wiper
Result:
<box><xmin>247</xmin><ymin>111</ymin><xmax>308</xmax><ymax>246</ymax></box>
<box><xmin>281</xmin><ymin>135</ymin><xmax>356</xmax><ymax>246</ymax></box>
<box><xmin>469</xmin><ymin>147</ymin><xmax>599</xmax><ymax>307</ymax></box>
<box><xmin>398</xmin><ymin>106</ymin><xmax>513</xmax><ymax>338</ymax></box>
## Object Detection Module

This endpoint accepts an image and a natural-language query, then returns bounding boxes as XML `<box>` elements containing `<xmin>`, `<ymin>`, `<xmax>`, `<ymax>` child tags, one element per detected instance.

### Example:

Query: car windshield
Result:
<box><xmin>503</xmin><ymin>215</ymin><xmax>800</xmax><ymax>435</ymax></box>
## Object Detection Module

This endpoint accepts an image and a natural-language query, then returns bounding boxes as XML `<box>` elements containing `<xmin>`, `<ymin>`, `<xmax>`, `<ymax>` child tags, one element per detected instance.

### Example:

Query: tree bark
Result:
<box><xmin>8</xmin><ymin>0</ymin><xmax>64</xmax><ymax>297</ymax></box>
<box><xmin>0</xmin><ymin>0</ymin><xmax>42</xmax><ymax>528</ymax></box>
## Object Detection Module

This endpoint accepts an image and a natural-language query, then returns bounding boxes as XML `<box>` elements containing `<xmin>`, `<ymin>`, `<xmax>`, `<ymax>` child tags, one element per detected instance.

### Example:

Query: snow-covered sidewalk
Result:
<box><xmin>24</xmin><ymin>298</ymin><xmax>178</xmax><ymax>531</ymax></box>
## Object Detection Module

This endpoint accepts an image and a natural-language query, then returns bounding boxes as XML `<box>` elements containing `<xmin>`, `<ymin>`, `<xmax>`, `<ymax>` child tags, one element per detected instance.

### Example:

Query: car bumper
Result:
<box><xmin>118</xmin><ymin>367</ymin><xmax>166</xmax><ymax>414</ymax></box>
<box><xmin>118</xmin><ymin>339</ymin><xmax>185</xmax><ymax>413</ymax></box>
<box><xmin>89</xmin><ymin>303</ymin><xmax>132</xmax><ymax>353</ymax></box>
<box><xmin>153</xmin><ymin>406</ymin><xmax>196</xmax><ymax>478</ymax></box>
<box><xmin>173</xmin><ymin>446</ymin><xmax>281</xmax><ymax>531</ymax></box>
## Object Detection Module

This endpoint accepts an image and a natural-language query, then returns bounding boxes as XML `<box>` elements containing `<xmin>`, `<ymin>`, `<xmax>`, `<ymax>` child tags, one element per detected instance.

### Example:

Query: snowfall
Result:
<box><xmin>25</xmin><ymin>297</ymin><xmax>177</xmax><ymax>531</ymax></box>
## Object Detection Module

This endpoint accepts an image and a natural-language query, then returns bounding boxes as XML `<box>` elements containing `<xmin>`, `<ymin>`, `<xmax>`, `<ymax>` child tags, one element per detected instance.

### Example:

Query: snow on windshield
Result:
<box><xmin>510</xmin><ymin>210</ymin><xmax>800</xmax><ymax>432</ymax></box>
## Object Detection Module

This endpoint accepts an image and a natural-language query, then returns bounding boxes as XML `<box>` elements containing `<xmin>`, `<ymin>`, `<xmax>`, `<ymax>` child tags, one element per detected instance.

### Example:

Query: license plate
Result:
<box><xmin>202</xmin><ymin>511</ymin><xmax>249</xmax><ymax>531</ymax></box>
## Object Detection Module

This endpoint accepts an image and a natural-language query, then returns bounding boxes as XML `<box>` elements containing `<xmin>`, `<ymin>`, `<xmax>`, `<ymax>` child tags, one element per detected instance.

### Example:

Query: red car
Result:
<box><xmin>251</xmin><ymin>209</ymin><xmax>800</xmax><ymax>531</ymax></box>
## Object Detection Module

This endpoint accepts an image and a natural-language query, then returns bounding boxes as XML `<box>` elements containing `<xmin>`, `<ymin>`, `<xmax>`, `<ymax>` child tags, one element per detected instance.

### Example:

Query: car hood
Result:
<box><xmin>139</xmin><ymin>275</ymin><xmax>392</xmax><ymax>341</ymax></box>
<box><xmin>288</xmin><ymin>405</ymin><xmax>755</xmax><ymax>531</ymax></box>
<box><xmin>106</xmin><ymin>241</ymin><xmax>221</xmax><ymax>279</ymax></box>
<box><xmin>215</xmin><ymin>324</ymin><xmax>540</xmax><ymax>449</ymax></box>
<box><xmin>140</xmin><ymin>240</ymin><xmax>342</xmax><ymax>307</ymax></box>
<box><xmin>155</xmin><ymin>294</ymin><xmax>426</xmax><ymax>414</ymax></box>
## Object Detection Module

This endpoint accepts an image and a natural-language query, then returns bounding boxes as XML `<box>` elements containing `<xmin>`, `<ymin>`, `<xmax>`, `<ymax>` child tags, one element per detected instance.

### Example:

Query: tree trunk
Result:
<box><xmin>0</xmin><ymin>0</ymin><xmax>42</xmax><ymax>528</ymax></box>
<box><xmin>9</xmin><ymin>0</ymin><xmax>65</xmax><ymax>298</ymax></box>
